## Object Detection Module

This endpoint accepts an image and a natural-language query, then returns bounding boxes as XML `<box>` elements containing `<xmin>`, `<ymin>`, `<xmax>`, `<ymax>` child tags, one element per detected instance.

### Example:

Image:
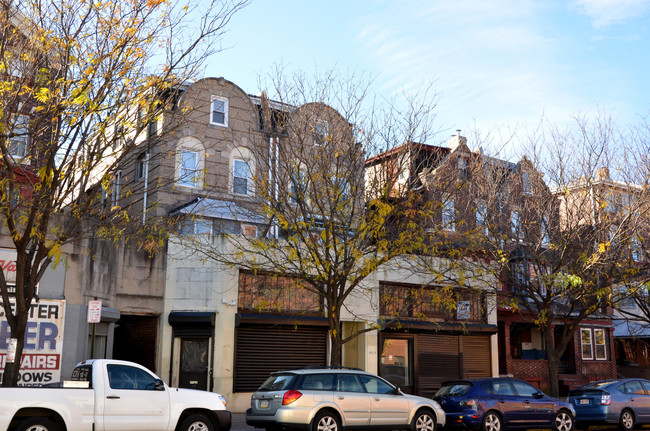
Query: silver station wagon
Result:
<box><xmin>245</xmin><ymin>367</ymin><xmax>446</xmax><ymax>431</ymax></box>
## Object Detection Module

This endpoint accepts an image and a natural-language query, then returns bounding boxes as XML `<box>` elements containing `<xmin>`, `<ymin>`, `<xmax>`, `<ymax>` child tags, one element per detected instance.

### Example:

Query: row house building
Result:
<box><xmin>3</xmin><ymin>69</ymin><xmax>634</xmax><ymax>402</ymax></box>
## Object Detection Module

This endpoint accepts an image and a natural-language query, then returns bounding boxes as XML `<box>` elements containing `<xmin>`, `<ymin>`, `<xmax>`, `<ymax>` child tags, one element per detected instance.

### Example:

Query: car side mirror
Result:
<box><xmin>533</xmin><ymin>392</ymin><xmax>544</xmax><ymax>399</ymax></box>
<box><xmin>394</xmin><ymin>387</ymin><xmax>402</xmax><ymax>395</ymax></box>
<box><xmin>154</xmin><ymin>379</ymin><xmax>165</xmax><ymax>391</ymax></box>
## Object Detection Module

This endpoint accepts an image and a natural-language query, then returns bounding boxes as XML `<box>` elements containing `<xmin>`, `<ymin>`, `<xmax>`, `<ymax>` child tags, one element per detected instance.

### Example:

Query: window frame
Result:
<box><xmin>233</xmin><ymin>158</ymin><xmax>250</xmax><ymax>196</ymax></box>
<box><xmin>210</xmin><ymin>96</ymin><xmax>229</xmax><ymax>127</ymax></box>
<box><xmin>111</xmin><ymin>171</ymin><xmax>122</xmax><ymax>207</ymax></box>
<box><xmin>581</xmin><ymin>327</ymin><xmax>608</xmax><ymax>361</ymax></box>
<box><xmin>179</xmin><ymin>149</ymin><xmax>200</xmax><ymax>188</ymax></box>
<box><xmin>442</xmin><ymin>195</ymin><xmax>455</xmax><ymax>232</ymax></box>
<box><xmin>135</xmin><ymin>153</ymin><xmax>147</xmax><ymax>182</ymax></box>
<box><xmin>476</xmin><ymin>201</ymin><xmax>488</xmax><ymax>235</ymax></box>
<box><xmin>313</xmin><ymin>121</ymin><xmax>329</xmax><ymax>146</ymax></box>
<box><xmin>511</xmin><ymin>210</ymin><xmax>522</xmax><ymax>240</ymax></box>
<box><xmin>8</xmin><ymin>114</ymin><xmax>29</xmax><ymax>159</ymax></box>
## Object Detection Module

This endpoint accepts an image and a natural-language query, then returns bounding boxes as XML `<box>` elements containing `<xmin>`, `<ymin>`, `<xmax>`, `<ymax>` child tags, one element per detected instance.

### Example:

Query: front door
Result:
<box><xmin>379</xmin><ymin>335</ymin><xmax>413</xmax><ymax>394</ymax></box>
<box><xmin>179</xmin><ymin>338</ymin><xmax>210</xmax><ymax>391</ymax></box>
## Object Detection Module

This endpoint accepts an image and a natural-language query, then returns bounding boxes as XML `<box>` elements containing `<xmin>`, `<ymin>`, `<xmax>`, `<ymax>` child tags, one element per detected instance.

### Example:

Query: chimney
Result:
<box><xmin>596</xmin><ymin>167</ymin><xmax>610</xmax><ymax>180</ymax></box>
<box><xmin>447</xmin><ymin>129</ymin><xmax>467</xmax><ymax>150</ymax></box>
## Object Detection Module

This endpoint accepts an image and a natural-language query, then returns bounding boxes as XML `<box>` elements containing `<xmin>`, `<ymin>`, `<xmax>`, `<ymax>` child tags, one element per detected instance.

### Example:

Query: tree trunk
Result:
<box><xmin>329</xmin><ymin>329</ymin><xmax>343</xmax><ymax>366</ymax></box>
<box><xmin>545</xmin><ymin>331</ymin><xmax>560</xmax><ymax>398</ymax></box>
<box><xmin>1</xmin><ymin>319</ymin><xmax>26</xmax><ymax>386</ymax></box>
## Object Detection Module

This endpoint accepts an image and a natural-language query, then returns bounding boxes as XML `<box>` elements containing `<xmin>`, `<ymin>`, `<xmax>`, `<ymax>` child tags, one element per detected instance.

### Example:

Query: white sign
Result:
<box><xmin>7</xmin><ymin>338</ymin><xmax>16</xmax><ymax>362</ymax></box>
<box><xmin>87</xmin><ymin>300</ymin><xmax>102</xmax><ymax>323</ymax></box>
<box><xmin>0</xmin><ymin>299</ymin><xmax>66</xmax><ymax>386</ymax></box>
<box><xmin>0</xmin><ymin>248</ymin><xmax>38</xmax><ymax>295</ymax></box>
<box><xmin>457</xmin><ymin>301</ymin><xmax>471</xmax><ymax>320</ymax></box>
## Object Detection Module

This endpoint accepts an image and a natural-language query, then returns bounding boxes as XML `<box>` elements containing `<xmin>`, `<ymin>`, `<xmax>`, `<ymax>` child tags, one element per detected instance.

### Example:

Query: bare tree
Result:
<box><xmin>470</xmin><ymin>114</ymin><xmax>649</xmax><ymax>397</ymax></box>
<box><xmin>0</xmin><ymin>0</ymin><xmax>248</xmax><ymax>386</ymax></box>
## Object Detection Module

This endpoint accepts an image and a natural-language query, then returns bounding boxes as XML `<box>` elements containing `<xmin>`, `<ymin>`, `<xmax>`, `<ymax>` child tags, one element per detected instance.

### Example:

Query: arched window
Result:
<box><xmin>176</xmin><ymin>137</ymin><xmax>205</xmax><ymax>188</ymax></box>
<box><xmin>230</xmin><ymin>147</ymin><xmax>255</xmax><ymax>196</ymax></box>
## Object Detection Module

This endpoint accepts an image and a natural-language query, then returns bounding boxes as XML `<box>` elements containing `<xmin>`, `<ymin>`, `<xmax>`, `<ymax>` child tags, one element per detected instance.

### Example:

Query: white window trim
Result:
<box><xmin>210</xmin><ymin>96</ymin><xmax>229</xmax><ymax>127</ymax></box>
<box><xmin>581</xmin><ymin>328</ymin><xmax>607</xmax><ymax>361</ymax></box>
<box><xmin>233</xmin><ymin>158</ymin><xmax>250</xmax><ymax>196</ymax></box>
<box><xmin>179</xmin><ymin>150</ymin><xmax>201</xmax><ymax>188</ymax></box>
<box><xmin>581</xmin><ymin>328</ymin><xmax>593</xmax><ymax>360</ymax></box>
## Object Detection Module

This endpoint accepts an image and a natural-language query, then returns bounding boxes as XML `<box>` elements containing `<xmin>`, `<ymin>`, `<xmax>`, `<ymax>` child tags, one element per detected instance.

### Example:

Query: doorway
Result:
<box><xmin>179</xmin><ymin>338</ymin><xmax>210</xmax><ymax>391</ymax></box>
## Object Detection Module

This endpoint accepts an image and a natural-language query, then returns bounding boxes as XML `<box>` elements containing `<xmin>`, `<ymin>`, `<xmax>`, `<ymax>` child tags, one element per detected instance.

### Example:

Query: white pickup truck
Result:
<box><xmin>0</xmin><ymin>359</ymin><xmax>231</xmax><ymax>431</ymax></box>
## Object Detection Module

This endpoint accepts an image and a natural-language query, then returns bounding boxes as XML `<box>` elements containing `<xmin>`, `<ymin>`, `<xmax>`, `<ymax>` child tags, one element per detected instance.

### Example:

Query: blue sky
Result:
<box><xmin>207</xmin><ymin>0</ymin><xmax>650</xmax><ymax>145</ymax></box>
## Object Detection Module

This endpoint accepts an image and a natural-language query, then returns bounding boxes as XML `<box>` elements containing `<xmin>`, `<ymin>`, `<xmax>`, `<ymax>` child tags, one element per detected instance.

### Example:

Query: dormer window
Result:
<box><xmin>313</xmin><ymin>121</ymin><xmax>328</xmax><ymax>146</ymax></box>
<box><xmin>522</xmin><ymin>171</ymin><xmax>532</xmax><ymax>195</ymax></box>
<box><xmin>210</xmin><ymin>97</ymin><xmax>228</xmax><ymax>127</ymax></box>
<box><xmin>458</xmin><ymin>158</ymin><xmax>468</xmax><ymax>179</ymax></box>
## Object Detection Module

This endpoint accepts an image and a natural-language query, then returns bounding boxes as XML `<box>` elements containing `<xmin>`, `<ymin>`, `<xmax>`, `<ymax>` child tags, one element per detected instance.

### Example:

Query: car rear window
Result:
<box><xmin>436</xmin><ymin>382</ymin><xmax>472</xmax><ymax>397</ymax></box>
<box><xmin>258</xmin><ymin>373</ymin><xmax>296</xmax><ymax>391</ymax></box>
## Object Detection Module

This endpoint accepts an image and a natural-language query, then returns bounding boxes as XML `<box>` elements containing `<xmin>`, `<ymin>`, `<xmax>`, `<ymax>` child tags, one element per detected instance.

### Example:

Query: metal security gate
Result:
<box><xmin>416</xmin><ymin>334</ymin><xmax>460</xmax><ymax>398</ymax></box>
<box><xmin>415</xmin><ymin>333</ymin><xmax>492</xmax><ymax>397</ymax></box>
<box><xmin>235</xmin><ymin>324</ymin><xmax>327</xmax><ymax>392</ymax></box>
<box><xmin>461</xmin><ymin>335</ymin><xmax>492</xmax><ymax>378</ymax></box>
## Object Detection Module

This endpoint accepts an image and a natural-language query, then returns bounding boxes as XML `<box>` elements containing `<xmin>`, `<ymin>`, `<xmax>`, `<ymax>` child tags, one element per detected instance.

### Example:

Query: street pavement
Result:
<box><xmin>232</xmin><ymin>412</ymin><xmax>254</xmax><ymax>431</ymax></box>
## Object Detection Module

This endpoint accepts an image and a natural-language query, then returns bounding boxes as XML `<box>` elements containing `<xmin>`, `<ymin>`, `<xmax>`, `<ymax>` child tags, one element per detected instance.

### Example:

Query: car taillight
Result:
<box><xmin>283</xmin><ymin>390</ymin><xmax>302</xmax><ymax>405</ymax></box>
<box><xmin>601</xmin><ymin>394</ymin><xmax>611</xmax><ymax>405</ymax></box>
<box><xmin>463</xmin><ymin>399</ymin><xmax>478</xmax><ymax>410</ymax></box>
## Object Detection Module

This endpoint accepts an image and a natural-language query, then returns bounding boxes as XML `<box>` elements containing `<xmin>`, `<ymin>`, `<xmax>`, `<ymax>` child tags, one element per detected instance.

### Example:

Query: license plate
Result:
<box><xmin>579</xmin><ymin>399</ymin><xmax>590</xmax><ymax>405</ymax></box>
<box><xmin>260</xmin><ymin>400</ymin><xmax>269</xmax><ymax>408</ymax></box>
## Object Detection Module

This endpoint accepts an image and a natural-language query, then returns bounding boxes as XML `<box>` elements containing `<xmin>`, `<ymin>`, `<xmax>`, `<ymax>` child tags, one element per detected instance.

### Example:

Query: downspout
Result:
<box><xmin>142</xmin><ymin>151</ymin><xmax>149</xmax><ymax>224</ymax></box>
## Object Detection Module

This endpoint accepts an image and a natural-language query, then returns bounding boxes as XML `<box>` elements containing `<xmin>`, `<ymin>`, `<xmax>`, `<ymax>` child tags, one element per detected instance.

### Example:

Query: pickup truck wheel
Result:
<box><xmin>179</xmin><ymin>414</ymin><xmax>214</xmax><ymax>431</ymax></box>
<box><xmin>17</xmin><ymin>417</ymin><xmax>58</xmax><ymax>431</ymax></box>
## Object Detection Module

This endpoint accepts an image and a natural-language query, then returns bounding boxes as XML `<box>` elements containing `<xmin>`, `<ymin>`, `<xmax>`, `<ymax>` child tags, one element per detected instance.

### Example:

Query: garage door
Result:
<box><xmin>234</xmin><ymin>323</ymin><xmax>327</xmax><ymax>392</ymax></box>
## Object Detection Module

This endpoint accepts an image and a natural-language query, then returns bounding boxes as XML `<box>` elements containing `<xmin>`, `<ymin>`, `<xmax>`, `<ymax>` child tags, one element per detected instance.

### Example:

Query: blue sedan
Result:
<box><xmin>568</xmin><ymin>378</ymin><xmax>650</xmax><ymax>430</ymax></box>
<box><xmin>434</xmin><ymin>378</ymin><xmax>575</xmax><ymax>431</ymax></box>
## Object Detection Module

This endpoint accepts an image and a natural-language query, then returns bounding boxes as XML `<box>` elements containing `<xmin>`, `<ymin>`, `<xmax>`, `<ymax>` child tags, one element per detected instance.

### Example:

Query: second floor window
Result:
<box><xmin>8</xmin><ymin>115</ymin><xmax>29</xmax><ymax>159</ymax></box>
<box><xmin>135</xmin><ymin>153</ymin><xmax>147</xmax><ymax>181</ymax></box>
<box><xmin>511</xmin><ymin>210</ymin><xmax>522</xmax><ymax>240</ymax></box>
<box><xmin>476</xmin><ymin>202</ymin><xmax>487</xmax><ymax>235</ymax></box>
<box><xmin>541</xmin><ymin>216</ymin><xmax>550</xmax><ymax>245</ymax></box>
<box><xmin>111</xmin><ymin>171</ymin><xmax>121</xmax><ymax>207</ymax></box>
<box><xmin>211</xmin><ymin>97</ymin><xmax>228</xmax><ymax>127</ymax></box>
<box><xmin>233</xmin><ymin>159</ymin><xmax>250</xmax><ymax>195</ymax></box>
<box><xmin>442</xmin><ymin>196</ymin><xmax>455</xmax><ymax>231</ymax></box>
<box><xmin>179</xmin><ymin>150</ymin><xmax>200</xmax><ymax>187</ymax></box>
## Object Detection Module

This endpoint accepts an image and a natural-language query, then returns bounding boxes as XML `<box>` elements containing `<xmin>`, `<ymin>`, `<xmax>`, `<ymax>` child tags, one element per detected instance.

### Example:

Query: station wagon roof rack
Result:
<box><xmin>301</xmin><ymin>365</ymin><xmax>363</xmax><ymax>371</ymax></box>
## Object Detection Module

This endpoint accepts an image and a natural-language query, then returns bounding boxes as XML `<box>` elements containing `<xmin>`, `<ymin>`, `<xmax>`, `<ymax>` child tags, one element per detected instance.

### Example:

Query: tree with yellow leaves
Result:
<box><xmin>0</xmin><ymin>0</ymin><xmax>248</xmax><ymax>386</ymax></box>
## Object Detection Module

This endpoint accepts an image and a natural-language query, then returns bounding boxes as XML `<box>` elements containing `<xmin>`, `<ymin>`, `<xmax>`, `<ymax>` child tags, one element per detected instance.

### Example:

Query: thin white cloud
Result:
<box><xmin>573</xmin><ymin>0</ymin><xmax>650</xmax><ymax>27</ymax></box>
